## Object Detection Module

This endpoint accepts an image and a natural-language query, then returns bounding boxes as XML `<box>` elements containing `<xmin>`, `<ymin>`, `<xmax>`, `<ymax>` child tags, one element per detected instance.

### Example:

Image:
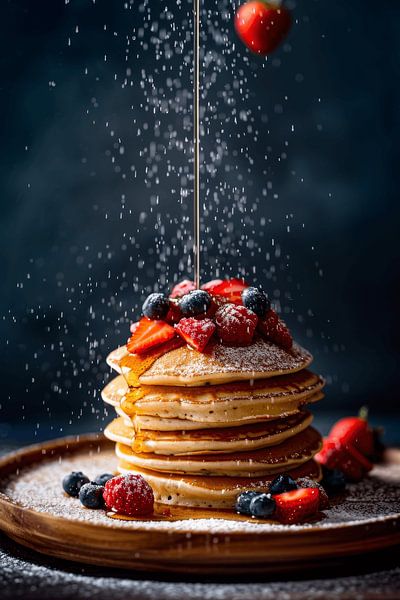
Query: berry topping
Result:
<box><xmin>170</xmin><ymin>279</ymin><xmax>196</xmax><ymax>299</ymax></box>
<box><xmin>321</xmin><ymin>467</ymin><xmax>346</xmax><ymax>494</ymax></box>
<box><xmin>180</xmin><ymin>290</ymin><xmax>212</xmax><ymax>317</ymax></box>
<box><xmin>235</xmin><ymin>490</ymin><xmax>261</xmax><ymax>515</ymax></box>
<box><xmin>274</xmin><ymin>487</ymin><xmax>320</xmax><ymax>524</ymax></box>
<box><xmin>315</xmin><ymin>438</ymin><xmax>373</xmax><ymax>482</ymax></box>
<box><xmin>142</xmin><ymin>293</ymin><xmax>169</xmax><ymax>320</ymax></box>
<box><xmin>205</xmin><ymin>294</ymin><xmax>228</xmax><ymax>319</ymax></box>
<box><xmin>258</xmin><ymin>309</ymin><xmax>293</xmax><ymax>350</ymax></box>
<box><xmin>93</xmin><ymin>473</ymin><xmax>114</xmax><ymax>486</ymax></box>
<box><xmin>103</xmin><ymin>474</ymin><xmax>154</xmax><ymax>517</ymax></box>
<box><xmin>62</xmin><ymin>471</ymin><xmax>90</xmax><ymax>498</ymax></box>
<box><xmin>328</xmin><ymin>409</ymin><xmax>374</xmax><ymax>457</ymax></box>
<box><xmin>79</xmin><ymin>483</ymin><xmax>105</xmax><ymax>509</ymax></box>
<box><xmin>235</xmin><ymin>2</ymin><xmax>292</xmax><ymax>56</ymax></box>
<box><xmin>175</xmin><ymin>317</ymin><xmax>216</xmax><ymax>352</ymax></box>
<box><xmin>269</xmin><ymin>473</ymin><xmax>298</xmax><ymax>496</ymax></box>
<box><xmin>296</xmin><ymin>477</ymin><xmax>330</xmax><ymax>510</ymax></box>
<box><xmin>206</xmin><ymin>277</ymin><xmax>248</xmax><ymax>304</ymax></box>
<box><xmin>249</xmin><ymin>493</ymin><xmax>276</xmax><ymax>519</ymax></box>
<box><xmin>215</xmin><ymin>303</ymin><xmax>258</xmax><ymax>345</ymax></box>
<box><xmin>201</xmin><ymin>279</ymin><xmax>223</xmax><ymax>292</ymax></box>
<box><xmin>165</xmin><ymin>299</ymin><xmax>182</xmax><ymax>325</ymax></box>
<box><xmin>127</xmin><ymin>317</ymin><xmax>176</xmax><ymax>355</ymax></box>
<box><xmin>242</xmin><ymin>287</ymin><xmax>271</xmax><ymax>318</ymax></box>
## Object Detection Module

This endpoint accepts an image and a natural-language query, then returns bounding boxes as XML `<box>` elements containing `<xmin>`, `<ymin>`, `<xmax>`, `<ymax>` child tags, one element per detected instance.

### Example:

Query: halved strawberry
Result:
<box><xmin>170</xmin><ymin>280</ymin><xmax>195</xmax><ymax>299</ymax></box>
<box><xmin>205</xmin><ymin>278</ymin><xmax>248</xmax><ymax>304</ymax></box>
<box><xmin>328</xmin><ymin>411</ymin><xmax>374</xmax><ymax>457</ymax></box>
<box><xmin>274</xmin><ymin>487</ymin><xmax>320</xmax><ymax>524</ymax></box>
<box><xmin>315</xmin><ymin>438</ymin><xmax>373</xmax><ymax>482</ymax></box>
<box><xmin>175</xmin><ymin>317</ymin><xmax>216</xmax><ymax>352</ymax></box>
<box><xmin>127</xmin><ymin>317</ymin><xmax>176</xmax><ymax>355</ymax></box>
<box><xmin>201</xmin><ymin>279</ymin><xmax>223</xmax><ymax>292</ymax></box>
<box><xmin>258</xmin><ymin>309</ymin><xmax>293</xmax><ymax>350</ymax></box>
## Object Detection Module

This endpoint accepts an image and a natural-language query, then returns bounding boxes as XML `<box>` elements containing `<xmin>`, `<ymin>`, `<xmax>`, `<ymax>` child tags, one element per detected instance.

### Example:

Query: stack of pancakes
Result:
<box><xmin>102</xmin><ymin>338</ymin><xmax>324</xmax><ymax>509</ymax></box>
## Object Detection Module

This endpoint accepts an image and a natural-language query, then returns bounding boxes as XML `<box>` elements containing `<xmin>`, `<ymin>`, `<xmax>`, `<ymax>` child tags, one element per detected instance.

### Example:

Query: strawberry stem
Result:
<box><xmin>358</xmin><ymin>406</ymin><xmax>369</xmax><ymax>421</ymax></box>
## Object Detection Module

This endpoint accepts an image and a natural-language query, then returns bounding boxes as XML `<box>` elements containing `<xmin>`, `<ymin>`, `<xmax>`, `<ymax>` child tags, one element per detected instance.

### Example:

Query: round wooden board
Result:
<box><xmin>0</xmin><ymin>435</ymin><xmax>399</xmax><ymax>576</ymax></box>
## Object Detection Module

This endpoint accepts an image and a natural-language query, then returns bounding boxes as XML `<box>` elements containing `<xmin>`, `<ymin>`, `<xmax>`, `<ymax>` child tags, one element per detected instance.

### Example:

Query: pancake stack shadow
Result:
<box><xmin>102</xmin><ymin>338</ymin><xmax>324</xmax><ymax>509</ymax></box>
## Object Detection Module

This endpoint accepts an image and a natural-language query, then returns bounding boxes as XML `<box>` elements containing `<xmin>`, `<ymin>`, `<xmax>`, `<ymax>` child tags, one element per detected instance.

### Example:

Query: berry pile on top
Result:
<box><xmin>128</xmin><ymin>278</ymin><xmax>293</xmax><ymax>355</ymax></box>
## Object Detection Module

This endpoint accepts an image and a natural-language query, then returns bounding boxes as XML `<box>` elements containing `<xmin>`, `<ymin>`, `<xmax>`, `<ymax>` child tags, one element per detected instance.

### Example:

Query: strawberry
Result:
<box><xmin>235</xmin><ymin>1</ymin><xmax>291</xmax><ymax>56</ymax></box>
<box><xmin>215</xmin><ymin>303</ymin><xmax>258</xmax><ymax>345</ymax></box>
<box><xmin>170</xmin><ymin>280</ymin><xmax>195</xmax><ymax>299</ymax></box>
<box><xmin>130</xmin><ymin>321</ymin><xmax>140</xmax><ymax>334</ymax></box>
<box><xmin>258</xmin><ymin>309</ymin><xmax>293</xmax><ymax>350</ymax></box>
<box><xmin>206</xmin><ymin>278</ymin><xmax>248</xmax><ymax>304</ymax></box>
<box><xmin>274</xmin><ymin>487</ymin><xmax>320</xmax><ymax>524</ymax></box>
<box><xmin>175</xmin><ymin>317</ymin><xmax>216</xmax><ymax>352</ymax></box>
<box><xmin>127</xmin><ymin>317</ymin><xmax>176</xmax><ymax>355</ymax></box>
<box><xmin>205</xmin><ymin>294</ymin><xmax>228</xmax><ymax>319</ymax></box>
<box><xmin>315</xmin><ymin>438</ymin><xmax>373</xmax><ymax>482</ymax></box>
<box><xmin>165</xmin><ymin>299</ymin><xmax>182</xmax><ymax>325</ymax></box>
<box><xmin>296</xmin><ymin>478</ymin><xmax>330</xmax><ymax>510</ymax></box>
<box><xmin>201</xmin><ymin>279</ymin><xmax>223</xmax><ymax>292</ymax></box>
<box><xmin>328</xmin><ymin>409</ymin><xmax>374</xmax><ymax>457</ymax></box>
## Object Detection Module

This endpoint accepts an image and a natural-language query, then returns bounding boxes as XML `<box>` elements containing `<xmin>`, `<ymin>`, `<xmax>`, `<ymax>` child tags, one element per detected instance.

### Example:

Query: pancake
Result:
<box><xmin>115</xmin><ymin>426</ymin><xmax>322</xmax><ymax>476</ymax></box>
<box><xmin>117</xmin><ymin>459</ymin><xmax>322</xmax><ymax>508</ymax></box>
<box><xmin>102</xmin><ymin>371</ymin><xmax>325</xmax><ymax>427</ymax></box>
<box><xmin>104</xmin><ymin>411</ymin><xmax>313</xmax><ymax>455</ymax></box>
<box><xmin>107</xmin><ymin>338</ymin><xmax>313</xmax><ymax>387</ymax></box>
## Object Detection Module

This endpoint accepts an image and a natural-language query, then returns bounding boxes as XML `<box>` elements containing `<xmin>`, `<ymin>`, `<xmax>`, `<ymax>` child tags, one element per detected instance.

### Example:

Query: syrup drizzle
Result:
<box><xmin>193</xmin><ymin>0</ymin><xmax>201</xmax><ymax>289</ymax></box>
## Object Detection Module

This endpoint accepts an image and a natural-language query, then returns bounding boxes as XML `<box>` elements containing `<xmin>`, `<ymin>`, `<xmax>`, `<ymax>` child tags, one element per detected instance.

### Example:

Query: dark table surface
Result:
<box><xmin>1</xmin><ymin>414</ymin><xmax>399</xmax><ymax>600</ymax></box>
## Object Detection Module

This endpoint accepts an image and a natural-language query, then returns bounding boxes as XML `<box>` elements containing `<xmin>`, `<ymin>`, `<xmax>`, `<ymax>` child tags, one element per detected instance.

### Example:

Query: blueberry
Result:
<box><xmin>62</xmin><ymin>471</ymin><xmax>90</xmax><ymax>497</ymax></box>
<box><xmin>180</xmin><ymin>290</ymin><xmax>211</xmax><ymax>317</ymax></box>
<box><xmin>79</xmin><ymin>483</ymin><xmax>105</xmax><ymax>509</ymax></box>
<box><xmin>249</xmin><ymin>493</ymin><xmax>276</xmax><ymax>518</ymax></box>
<box><xmin>321</xmin><ymin>467</ymin><xmax>346</xmax><ymax>494</ymax></box>
<box><xmin>269</xmin><ymin>474</ymin><xmax>298</xmax><ymax>495</ymax></box>
<box><xmin>235</xmin><ymin>490</ymin><xmax>260</xmax><ymax>515</ymax></box>
<box><xmin>241</xmin><ymin>287</ymin><xmax>270</xmax><ymax>318</ymax></box>
<box><xmin>93</xmin><ymin>473</ymin><xmax>114</xmax><ymax>486</ymax></box>
<box><xmin>142</xmin><ymin>293</ymin><xmax>169</xmax><ymax>320</ymax></box>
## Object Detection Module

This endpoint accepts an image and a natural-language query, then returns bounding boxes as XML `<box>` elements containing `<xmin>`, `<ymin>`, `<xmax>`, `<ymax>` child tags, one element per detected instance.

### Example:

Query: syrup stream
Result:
<box><xmin>193</xmin><ymin>0</ymin><xmax>200</xmax><ymax>288</ymax></box>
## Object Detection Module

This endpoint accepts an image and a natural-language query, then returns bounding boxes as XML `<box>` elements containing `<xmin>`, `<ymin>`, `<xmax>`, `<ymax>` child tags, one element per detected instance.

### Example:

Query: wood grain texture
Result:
<box><xmin>0</xmin><ymin>435</ymin><xmax>399</xmax><ymax>575</ymax></box>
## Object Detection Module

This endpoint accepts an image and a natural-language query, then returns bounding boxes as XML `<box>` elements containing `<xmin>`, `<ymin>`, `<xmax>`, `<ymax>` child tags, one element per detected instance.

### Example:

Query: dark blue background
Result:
<box><xmin>1</xmin><ymin>0</ymin><xmax>399</xmax><ymax>444</ymax></box>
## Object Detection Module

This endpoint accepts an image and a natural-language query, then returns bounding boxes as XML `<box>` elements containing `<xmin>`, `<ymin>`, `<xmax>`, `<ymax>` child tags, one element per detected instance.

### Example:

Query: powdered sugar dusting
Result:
<box><xmin>1</xmin><ymin>446</ymin><xmax>399</xmax><ymax>534</ymax></box>
<box><xmin>142</xmin><ymin>339</ymin><xmax>312</xmax><ymax>382</ymax></box>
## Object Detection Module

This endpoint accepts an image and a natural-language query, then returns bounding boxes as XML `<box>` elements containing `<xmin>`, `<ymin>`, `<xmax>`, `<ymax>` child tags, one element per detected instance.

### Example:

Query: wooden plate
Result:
<box><xmin>0</xmin><ymin>435</ymin><xmax>399</xmax><ymax>575</ymax></box>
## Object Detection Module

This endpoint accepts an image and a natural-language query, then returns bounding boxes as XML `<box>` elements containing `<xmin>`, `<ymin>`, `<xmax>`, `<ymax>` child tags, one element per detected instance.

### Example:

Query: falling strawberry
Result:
<box><xmin>127</xmin><ymin>317</ymin><xmax>176</xmax><ymax>354</ymax></box>
<box><xmin>235</xmin><ymin>1</ymin><xmax>291</xmax><ymax>56</ymax></box>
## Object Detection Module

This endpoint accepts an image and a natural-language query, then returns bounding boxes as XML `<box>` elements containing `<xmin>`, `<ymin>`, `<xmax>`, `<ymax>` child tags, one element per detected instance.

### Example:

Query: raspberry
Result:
<box><xmin>103</xmin><ymin>474</ymin><xmax>154</xmax><ymax>517</ymax></box>
<box><xmin>215</xmin><ymin>303</ymin><xmax>258</xmax><ymax>345</ymax></box>
<box><xmin>258</xmin><ymin>309</ymin><xmax>293</xmax><ymax>350</ymax></box>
